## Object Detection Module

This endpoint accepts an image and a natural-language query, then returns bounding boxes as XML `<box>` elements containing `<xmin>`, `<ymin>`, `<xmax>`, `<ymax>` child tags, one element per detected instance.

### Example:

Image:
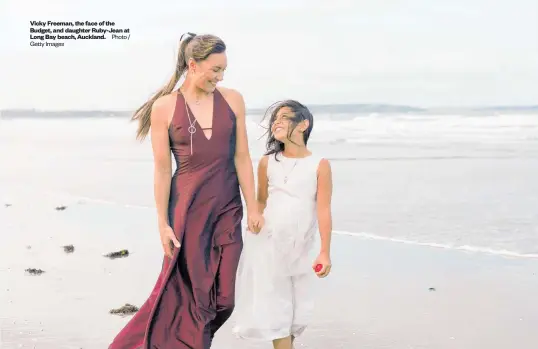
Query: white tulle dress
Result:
<box><xmin>232</xmin><ymin>152</ymin><xmax>322</xmax><ymax>341</ymax></box>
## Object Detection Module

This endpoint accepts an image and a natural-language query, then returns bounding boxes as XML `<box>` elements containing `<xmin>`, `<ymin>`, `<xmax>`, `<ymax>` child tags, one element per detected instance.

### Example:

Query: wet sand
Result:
<box><xmin>1</xmin><ymin>200</ymin><xmax>538</xmax><ymax>349</ymax></box>
<box><xmin>2</xmin><ymin>114</ymin><xmax>538</xmax><ymax>348</ymax></box>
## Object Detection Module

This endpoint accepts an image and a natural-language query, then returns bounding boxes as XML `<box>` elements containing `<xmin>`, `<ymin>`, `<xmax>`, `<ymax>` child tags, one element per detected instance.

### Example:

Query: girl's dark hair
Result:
<box><xmin>262</xmin><ymin>100</ymin><xmax>314</xmax><ymax>159</ymax></box>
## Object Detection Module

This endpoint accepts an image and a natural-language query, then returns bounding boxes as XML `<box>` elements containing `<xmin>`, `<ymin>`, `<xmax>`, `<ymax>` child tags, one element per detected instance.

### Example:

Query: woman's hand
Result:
<box><xmin>159</xmin><ymin>224</ymin><xmax>180</xmax><ymax>258</ymax></box>
<box><xmin>312</xmin><ymin>252</ymin><xmax>332</xmax><ymax>278</ymax></box>
<box><xmin>247</xmin><ymin>210</ymin><xmax>264</xmax><ymax>234</ymax></box>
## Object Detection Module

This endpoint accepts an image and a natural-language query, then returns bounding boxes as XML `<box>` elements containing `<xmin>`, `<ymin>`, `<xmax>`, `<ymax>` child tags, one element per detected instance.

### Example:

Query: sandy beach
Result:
<box><xmin>1</xmin><ymin>199</ymin><xmax>537</xmax><ymax>349</ymax></box>
<box><xmin>1</xmin><ymin>114</ymin><xmax>538</xmax><ymax>348</ymax></box>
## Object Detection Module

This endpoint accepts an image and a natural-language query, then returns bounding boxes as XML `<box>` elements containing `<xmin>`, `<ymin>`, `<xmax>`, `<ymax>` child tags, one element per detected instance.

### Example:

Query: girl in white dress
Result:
<box><xmin>232</xmin><ymin>100</ymin><xmax>333</xmax><ymax>349</ymax></box>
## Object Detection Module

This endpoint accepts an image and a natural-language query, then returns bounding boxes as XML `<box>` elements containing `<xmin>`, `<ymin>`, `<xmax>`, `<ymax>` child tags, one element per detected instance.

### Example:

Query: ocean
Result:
<box><xmin>1</xmin><ymin>110</ymin><xmax>537</xmax><ymax>259</ymax></box>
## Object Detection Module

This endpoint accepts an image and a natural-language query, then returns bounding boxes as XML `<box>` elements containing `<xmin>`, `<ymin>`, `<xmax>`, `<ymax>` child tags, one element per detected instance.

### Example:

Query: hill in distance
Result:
<box><xmin>1</xmin><ymin>104</ymin><xmax>537</xmax><ymax>118</ymax></box>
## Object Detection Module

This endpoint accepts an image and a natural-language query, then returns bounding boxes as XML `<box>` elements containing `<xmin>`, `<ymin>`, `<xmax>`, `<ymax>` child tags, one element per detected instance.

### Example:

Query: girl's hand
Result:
<box><xmin>159</xmin><ymin>224</ymin><xmax>180</xmax><ymax>258</ymax></box>
<box><xmin>313</xmin><ymin>252</ymin><xmax>332</xmax><ymax>278</ymax></box>
<box><xmin>247</xmin><ymin>210</ymin><xmax>264</xmax><ymax>234</ymax></box>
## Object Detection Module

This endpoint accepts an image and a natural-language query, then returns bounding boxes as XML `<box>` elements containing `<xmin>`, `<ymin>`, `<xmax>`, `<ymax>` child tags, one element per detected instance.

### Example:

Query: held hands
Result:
<box><xmin>159</xmin><ymin>224</ymin><xmax>180</xmax><ymax>259</ymax></box>
<box><xmin>312</xmin><ymin>251</ymin><xmax>332</xmax><ymax>278</ymax></box>
<box><xmin>246</xmin><ymin>210</ymin><xmax>264</xmax><ymax>234</ymax></box>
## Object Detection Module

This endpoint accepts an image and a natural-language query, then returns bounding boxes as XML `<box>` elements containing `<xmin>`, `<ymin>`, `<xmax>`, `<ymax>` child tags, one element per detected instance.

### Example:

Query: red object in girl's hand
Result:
<box><xmin>314</xmin><ymin>264</ymin><xmax>323</xmax><ymax>273</ymax></box>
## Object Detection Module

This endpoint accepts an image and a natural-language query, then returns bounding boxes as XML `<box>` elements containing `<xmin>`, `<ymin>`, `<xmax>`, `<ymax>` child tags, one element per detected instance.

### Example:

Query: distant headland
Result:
<box><xmin>1</xmin><ymin>104</ymin><xmax>537</xmax><ymax>118</ymax></box>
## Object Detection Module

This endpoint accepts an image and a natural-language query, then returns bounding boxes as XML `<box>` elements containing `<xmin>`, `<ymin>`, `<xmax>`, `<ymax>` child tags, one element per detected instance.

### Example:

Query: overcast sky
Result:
<box><xmin>1</xmin><ymin>0</ymin><xmax>537</xmax><ymax>110</ymax></box>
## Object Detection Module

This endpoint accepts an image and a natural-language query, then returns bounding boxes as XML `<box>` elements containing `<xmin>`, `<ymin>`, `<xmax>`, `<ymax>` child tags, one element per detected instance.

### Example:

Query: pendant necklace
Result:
<box><xmin>282</xmin><ymin>157</ymin><xmax>298</xmax><ymax>184</ymax></box>
<box><xmin>180</xmin><ymin>90</ymin><xmax>197</xmax><ymax>155</ymax></box>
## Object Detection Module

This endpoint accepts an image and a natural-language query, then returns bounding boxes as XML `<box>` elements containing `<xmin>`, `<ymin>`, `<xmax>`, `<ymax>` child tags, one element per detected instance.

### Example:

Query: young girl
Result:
<box><xmin>232</xmin><ymin>100</ymin><xmax>333</xmax><ymax>349</ymax></box>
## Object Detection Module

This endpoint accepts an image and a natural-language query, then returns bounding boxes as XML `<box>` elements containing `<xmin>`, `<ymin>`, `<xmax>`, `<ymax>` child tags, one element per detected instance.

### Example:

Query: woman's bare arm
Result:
<box><xmin>219</xmin><ymin>87</ymin><xmax>257</xmax><ymax>213</ymax></box>
<box><xmin>150</xmin><ymin>95</ymin><xmax>174</xmax><ymax>228</ymax></box>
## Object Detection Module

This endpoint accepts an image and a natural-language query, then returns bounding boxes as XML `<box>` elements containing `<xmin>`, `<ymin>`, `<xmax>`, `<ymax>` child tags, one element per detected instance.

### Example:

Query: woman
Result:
<box><xmin>109</xmin><ymin>32</ymin><xmax>263</xmax><ymax>349</ymax></box>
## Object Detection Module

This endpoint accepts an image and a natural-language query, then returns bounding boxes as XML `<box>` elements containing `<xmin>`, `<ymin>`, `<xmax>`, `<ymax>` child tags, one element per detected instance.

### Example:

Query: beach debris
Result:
<box><xmin>104</xmin><ymin>249</ymin><xmax>130</xmax><ymax>259</ymax></box>
<box><xmin>62</xmin><ymin>244</ymin><xmax>75</xmax><ymax>253</ymax></box>
<box><xmin>5</xmin><ymin>203</ymin><xmax>11</xmax><ymax>207</ymax></box>
<box><xmin>25</xmin><ymin>268</ymin><xmax>45</xmax><ymax>276</ymax></box>
<box><xmin>109</xmin><ymin>303</ymin><xmax>139</xmax><ymax>316</ymax></box>
<box><xmin>55</xmin><ymin>205</ymin><xmax>67</xmax><ymax>211</ymax></box>
<box><xmin>428</xmin><ymin>287</ymin><xmax>436</xmax><ymax>292</ymax></box>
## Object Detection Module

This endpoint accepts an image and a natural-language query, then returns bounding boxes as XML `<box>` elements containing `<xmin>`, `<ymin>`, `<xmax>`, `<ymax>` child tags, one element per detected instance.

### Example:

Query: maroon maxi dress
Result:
<box><xmin>109</xmin><ymin>89</ymin><xmax>244</xmax><ymax>349</ymax></box>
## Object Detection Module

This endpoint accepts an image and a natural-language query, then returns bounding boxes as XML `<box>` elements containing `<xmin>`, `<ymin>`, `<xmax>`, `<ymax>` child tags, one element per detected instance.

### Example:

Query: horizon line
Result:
<box><xmin>2</xmin><ymin>103</ymin><xmax>538</xmax><ymax>113</ymax></box>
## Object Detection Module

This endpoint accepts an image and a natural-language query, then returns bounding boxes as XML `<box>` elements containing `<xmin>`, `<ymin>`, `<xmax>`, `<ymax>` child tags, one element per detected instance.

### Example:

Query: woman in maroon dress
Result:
<box><xmin>108</xmin><ymin>32</ymin><xmax>263</xmax><ymax>349</ymax></box>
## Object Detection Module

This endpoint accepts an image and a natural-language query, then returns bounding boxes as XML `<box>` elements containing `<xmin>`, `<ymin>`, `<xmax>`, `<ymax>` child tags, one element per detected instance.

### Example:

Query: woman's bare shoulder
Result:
<box><xmin>216</xmin><ymin>86</ymin><xmax>244</xmax><ymax>117</ymax></box>
<box><xmin>151</xmin><ymin>91</ymin><xmax>179</xmax><ymax>124</ymax></box>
